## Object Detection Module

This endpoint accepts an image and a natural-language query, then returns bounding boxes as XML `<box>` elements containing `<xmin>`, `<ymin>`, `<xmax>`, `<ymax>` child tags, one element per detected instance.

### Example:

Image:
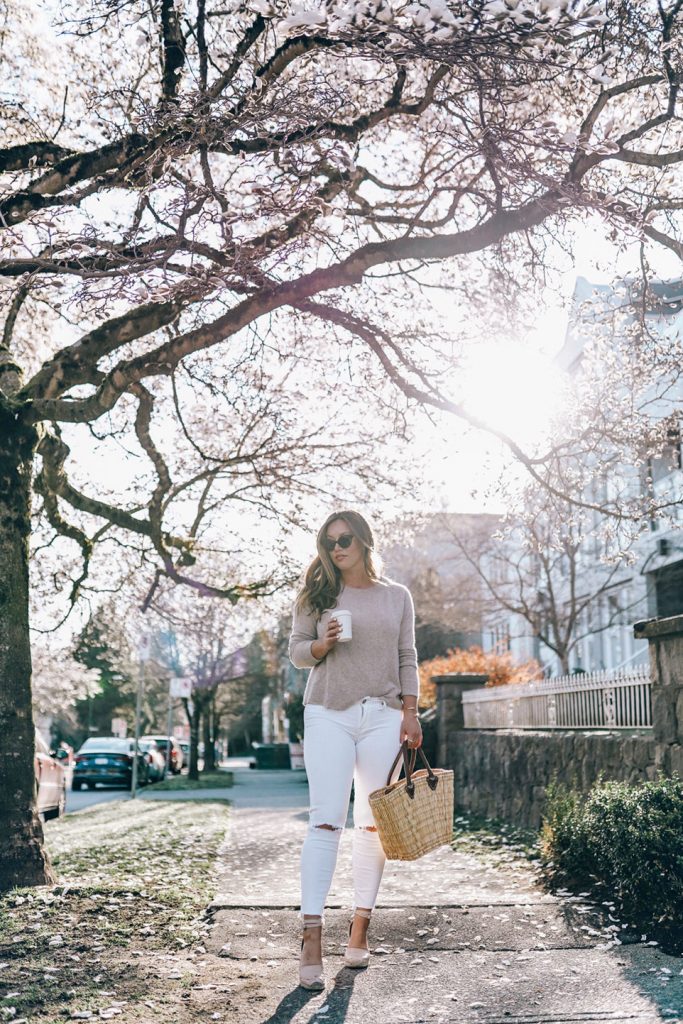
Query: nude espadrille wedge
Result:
<box><xmin>344</xmin><ymin>908</ymin><xmax>371</xmax><ymax>968</ymax></box>
<box><xmin>299</xmin><ymin>917</ymin><xmax>325</xmax><ymax>990</ymax></box>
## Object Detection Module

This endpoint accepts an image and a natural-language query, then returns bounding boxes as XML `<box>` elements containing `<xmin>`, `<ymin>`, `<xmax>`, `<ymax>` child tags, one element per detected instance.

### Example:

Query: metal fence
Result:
<box><xmin>461</xmin><ymin>666</ymin><xmax>652</xmax><ymax>730</ymax></box>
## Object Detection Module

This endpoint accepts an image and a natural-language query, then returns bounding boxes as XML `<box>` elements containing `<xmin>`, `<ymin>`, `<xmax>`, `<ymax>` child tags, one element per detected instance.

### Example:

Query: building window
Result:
<box><xmin>491</xmin><ymin>623</ymin><xmax>510</xmax><ymax>654</ymax></box>
<box><xmin>642</xmin><ymin>285</ymin><xmax>683</xmax><ymax>316</ymax></box>
<box><xmin>654</xmin><ymin>560</ymin><xmax>683</xmax><ymax>618</ymax></box>
<box><xmin>647</xmin><ymin>418</ymin><xmax>682</xmax><ymax>486</ymax></box>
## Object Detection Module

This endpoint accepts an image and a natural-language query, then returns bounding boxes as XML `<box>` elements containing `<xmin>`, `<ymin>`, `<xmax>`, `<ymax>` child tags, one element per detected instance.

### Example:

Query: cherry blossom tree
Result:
<box><xmin>1</xmin><ymin>0</ymin><xmax>682</xmax><ymax>886</ymax></box>
<box><xmin>148</xmin><ymin>594</ymin><xmax>275</xmax><ymax>778</ymax></box>
<box><xmin>31</xmin><ymin>641</ymin><xmax>99</xmax><ymax>733</ymax></box>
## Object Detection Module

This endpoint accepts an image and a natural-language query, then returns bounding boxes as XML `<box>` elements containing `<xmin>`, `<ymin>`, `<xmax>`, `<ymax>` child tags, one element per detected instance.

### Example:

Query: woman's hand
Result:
<box><xmin>402</xmin><ymin>709</ymin><xmax>423</xmax><ymax>749</ymax></box>
<box><xmin>311</xmin><ymin>617</ymin><xmax>343</xmax><ymax>660</ymax></box>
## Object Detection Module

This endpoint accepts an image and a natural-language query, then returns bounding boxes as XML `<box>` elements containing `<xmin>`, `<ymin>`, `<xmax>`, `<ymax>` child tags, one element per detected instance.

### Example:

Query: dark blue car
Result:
<box><xmin>72</xmin><ymin>737</ymin><xmax>149</xmax><ymax>790</ymax></box>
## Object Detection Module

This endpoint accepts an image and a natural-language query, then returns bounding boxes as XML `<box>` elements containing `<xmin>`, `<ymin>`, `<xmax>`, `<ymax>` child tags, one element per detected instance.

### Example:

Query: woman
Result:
<box><xmin>288</xmin><ymin>509</ymin><xmax>422</xmax><ymax>990</ymax></box>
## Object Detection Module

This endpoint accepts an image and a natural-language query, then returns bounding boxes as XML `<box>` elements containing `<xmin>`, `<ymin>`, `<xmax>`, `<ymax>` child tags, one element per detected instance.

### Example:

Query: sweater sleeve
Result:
<box><xmin>398</xmin><ymin>587</ymin><xmax>419</xmax><ymax>699</ymax></box>
<box><xmin>288</xmin><ymin>600</ymin><xmax>323</xmax><ymax>669</ymax></box>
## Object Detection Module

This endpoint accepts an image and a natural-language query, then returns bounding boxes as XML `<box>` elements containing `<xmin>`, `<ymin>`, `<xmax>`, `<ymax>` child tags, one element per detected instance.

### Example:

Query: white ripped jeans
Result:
<box><xmin>299</xmin><ymin>696</ymin><xmax>404</xmax><ymax>923</ymax></box>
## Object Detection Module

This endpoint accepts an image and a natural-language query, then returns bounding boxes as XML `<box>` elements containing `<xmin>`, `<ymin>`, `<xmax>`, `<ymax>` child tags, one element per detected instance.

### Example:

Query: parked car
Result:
<box><xmin>72</xmin><ymin>737</ymin><xmax>150</xmax><ymax>790</ymax></box>
<box><xmin>138</xmin><ymin>738</ymin><xmax>166</xmax><ymax>782</ymax></box>
<box><xmin>143</xmin><ymin>735</ymin><xmax>184</xmax><ymax>774</ymax></box>
<box><xmin>35</xmin><ymin>730</ymin><xmax>67</xmax><ymax>820</ymax></box>
<box><xmin>179</xmin><ymin>741</ymin><xmax>190</xmax><ymax>766</ymax></box>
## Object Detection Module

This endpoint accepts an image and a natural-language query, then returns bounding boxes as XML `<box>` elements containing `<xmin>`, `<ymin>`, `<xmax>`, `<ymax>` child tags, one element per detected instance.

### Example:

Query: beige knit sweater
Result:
<box><xmin>288</xmin><ymin>578</ymin><xmax>419</xmax><ymax>711</ymax></box>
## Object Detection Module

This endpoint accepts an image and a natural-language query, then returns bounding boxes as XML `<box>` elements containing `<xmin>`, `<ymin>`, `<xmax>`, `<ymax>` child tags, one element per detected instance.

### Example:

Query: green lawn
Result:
<box><xmin>150</xmin><ymin>769</ymin><xmax>234</xmax><ymax>791</ymax></box>
<box><xmin>0</xmin><ymin>800</ymin><xmax>230</xmax><ymax>1022</ymax></box>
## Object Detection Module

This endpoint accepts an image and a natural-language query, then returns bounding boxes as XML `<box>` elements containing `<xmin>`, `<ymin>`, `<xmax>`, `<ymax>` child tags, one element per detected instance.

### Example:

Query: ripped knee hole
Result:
<box><xmin>312</xmin><ymin>824</ymin><xmax>377</xmax><ymax>831</ymax></box>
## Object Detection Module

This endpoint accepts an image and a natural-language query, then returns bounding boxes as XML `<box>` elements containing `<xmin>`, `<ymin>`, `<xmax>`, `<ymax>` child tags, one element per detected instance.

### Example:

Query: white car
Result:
<box><xmin>143</xmin><ymin>735</ymin><xmax>184</xmax><ymax>774</ymax></box>
<box><xmin>35</xmin><ymin>730</ymin><xmax>67</xmax><ymax>820</ymax></box>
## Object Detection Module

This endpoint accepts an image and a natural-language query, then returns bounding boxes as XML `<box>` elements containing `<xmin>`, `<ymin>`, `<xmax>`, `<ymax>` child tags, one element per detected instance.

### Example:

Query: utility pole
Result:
<box><xmin>132</xmin><ymin>636</ymin><xmax>151</xmax><ymax>798</ymax></box>
<box><xmin>165</xmin><ymin>676</ymin><xmax>173</xmax><ymax>777</ymax></box>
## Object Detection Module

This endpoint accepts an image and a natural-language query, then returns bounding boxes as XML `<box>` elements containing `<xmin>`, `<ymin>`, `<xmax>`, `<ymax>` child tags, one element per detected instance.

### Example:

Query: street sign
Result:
<box><xmin>137</xmin><ymin>635</ymin><xmax>153</xmax><ymax>662</ymax></box>
<box><xmin>111</xmin><ymin>717</ymin><xmax>127</xmax><ymax>738</ymax></box>
<box><xmin>170</xmin><ymin>676</ymin><xmax>193</xmax><ymax>699</ymax></box>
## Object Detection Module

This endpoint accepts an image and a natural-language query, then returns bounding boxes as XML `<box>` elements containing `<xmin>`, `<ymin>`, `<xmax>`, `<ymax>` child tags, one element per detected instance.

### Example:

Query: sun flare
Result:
<box><xmin>457</xmin><ymin>339</ymin><xmax>567</xmax><ymax>449</ymax></box>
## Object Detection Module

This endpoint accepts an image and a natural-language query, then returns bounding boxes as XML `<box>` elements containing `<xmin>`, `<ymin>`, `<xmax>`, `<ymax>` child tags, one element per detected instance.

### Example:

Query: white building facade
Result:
<box><xmin>483</xmin><ymin>276</ymin><xmax>683</xmax><ymax>677</ymax></box>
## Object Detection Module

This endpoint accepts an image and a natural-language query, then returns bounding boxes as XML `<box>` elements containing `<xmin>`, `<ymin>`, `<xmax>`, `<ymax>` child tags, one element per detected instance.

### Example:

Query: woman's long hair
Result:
<box><xmin>295</xmin><ymin>510</ymin><xmax>383</xmax><ymax>617</ymax></box>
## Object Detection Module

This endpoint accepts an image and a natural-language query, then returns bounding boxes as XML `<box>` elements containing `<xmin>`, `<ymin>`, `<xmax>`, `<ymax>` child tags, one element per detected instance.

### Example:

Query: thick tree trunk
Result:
<box><xmin>0</xmin><ymin>408</ymin><xmax>56</xmax><ymax>889</ymax></box>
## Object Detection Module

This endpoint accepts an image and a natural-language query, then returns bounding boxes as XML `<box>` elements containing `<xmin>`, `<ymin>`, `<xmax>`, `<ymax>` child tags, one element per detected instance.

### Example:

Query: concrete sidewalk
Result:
<box><xmin>198</xmin><ymin>766</ymin><xmax>683</xmax><ymax>1024</ymax></box>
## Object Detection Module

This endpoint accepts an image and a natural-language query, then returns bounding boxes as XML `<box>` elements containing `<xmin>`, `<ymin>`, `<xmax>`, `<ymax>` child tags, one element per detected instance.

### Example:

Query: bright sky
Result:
<box><xmin>421</xmin><ymin>220</ymin><xmax>683</xmax><ymax>515</ymax></box>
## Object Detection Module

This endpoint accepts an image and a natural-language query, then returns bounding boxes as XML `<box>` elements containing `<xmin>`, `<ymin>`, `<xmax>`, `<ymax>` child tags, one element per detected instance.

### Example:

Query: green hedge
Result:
<box><xmin>539</xmin><ymin>771</ymin><xmax>683</xmax><ymax>951</ymax></box>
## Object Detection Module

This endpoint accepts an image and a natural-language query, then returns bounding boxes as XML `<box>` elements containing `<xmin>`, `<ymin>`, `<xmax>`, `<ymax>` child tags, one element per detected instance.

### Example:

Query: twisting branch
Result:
<box><xmin>35</xmin><ymin>430</ymin><xmax>190</xmax><ymax>554</ymax></box>
<box><xmin>33</xmin><ymin>441</ymin><xmax>94</xmax><ymax>607</ymax></box>
<box><xmin>0</xmin><ymin>55</ymin><xmax>445</xmax><ymax>232</ymax></box>
<box><xmin>0</xmin><ymin>142</ymin><xmax>75</xmax><ymax>173</ymax></box>
<box><xmin>205</xmin><ymin>14</ymin><xmax>267</xmax><ymax>99</ymax></box>
<box><xmin>24</xmin><ymin>294</ymin><xmax>192</xmax><ymax>401</ymax></box>
<box><xmin>139</xmin><ymin>563</ymin><xmax>289</xmax><ymax>613</ymax></box>
<box><xmin>130</xmin><ymin>382</ymin><xmax>173</xmax><ymax>552</ymax></box>
<box><xmin>2</xmin><ymin>279</ymin><xmax>32</xmax><ymax>350</ymax></box>
<box><xmin>125</xmin><ymin>384</ymin><xmax>299</xmax><ymax>607</ymax></box>
<box><xmin>160</xmin><ymin>0</ymin><xmax>187</xmax><ymax>102</ymax></box>
<box><xmin>22</xmin><ymin>186</ymin><xmax>570</xmax><ymax>425</ymax></box>
<box><xmin>567</xmin><ymin>74</ymin><xmax>666</xmax><ymax>179</ymax></box>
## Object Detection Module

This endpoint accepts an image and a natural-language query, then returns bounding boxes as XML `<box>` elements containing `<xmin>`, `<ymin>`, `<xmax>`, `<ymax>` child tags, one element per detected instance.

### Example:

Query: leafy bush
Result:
<box><xmin>540</xmin><ymin>771</ymin><xmax>683</xmax><ymax>950</ymax></box>
<box><xmin>418</xmin><ymin>645</ymin><xmax>542</xmax><ymax>707</ymax></box>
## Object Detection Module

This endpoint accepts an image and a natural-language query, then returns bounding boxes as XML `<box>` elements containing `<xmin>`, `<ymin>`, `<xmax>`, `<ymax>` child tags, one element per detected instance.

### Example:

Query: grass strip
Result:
<box><xmin>0</xmin><ymin>799</ymin><xmax>230</xmax><ymax>1023</ymax></box>
<box><xmin>150</xmin><ymin>770</ymin><xmax>234</xmax><ymax>791</ymax></box>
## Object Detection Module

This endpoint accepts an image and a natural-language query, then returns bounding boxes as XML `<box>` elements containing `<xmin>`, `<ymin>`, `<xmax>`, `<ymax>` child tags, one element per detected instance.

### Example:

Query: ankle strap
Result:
<box><xmin>302</xmin><ymin>917</ymin><xmax>323</xmax><ymax>929</ymax></box>
<box><xmin>352</xmin><ymin>908</ymin><xmax>372</xmax><ymax>919</ymax></box>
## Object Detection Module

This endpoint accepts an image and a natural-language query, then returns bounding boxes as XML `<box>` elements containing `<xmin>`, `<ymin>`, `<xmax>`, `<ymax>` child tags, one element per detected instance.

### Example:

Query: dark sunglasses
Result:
<box><xmin>323</xmin><ymin>532</ymin><xmax>354</xmax><ymax>552</ymax></box>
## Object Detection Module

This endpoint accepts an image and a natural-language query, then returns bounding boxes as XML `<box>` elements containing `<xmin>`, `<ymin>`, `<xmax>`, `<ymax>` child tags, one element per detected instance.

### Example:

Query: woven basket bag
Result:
<box><xmin>368</xmin><ymin>742</ymin><xmax>454</xmax><ymax>861</ymax></box>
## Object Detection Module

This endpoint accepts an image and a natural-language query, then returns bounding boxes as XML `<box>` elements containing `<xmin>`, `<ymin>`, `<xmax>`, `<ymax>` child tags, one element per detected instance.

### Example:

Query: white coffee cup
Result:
<box><xmin>333</xmin><ymin>610</ymin><xmax>352</xmax><ymax>642</ymax></box>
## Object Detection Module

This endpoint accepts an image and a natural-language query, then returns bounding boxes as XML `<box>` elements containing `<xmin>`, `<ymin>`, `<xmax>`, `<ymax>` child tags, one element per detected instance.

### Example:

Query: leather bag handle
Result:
<box><xmin>385</xmin><ymin>742</ymin><xmax>413</xmax><ymax>788</ymax></box>
<box><xmin>385</xmin><ymin>741</ymin><xmax>440</xmax><ymax>799</ymax></box>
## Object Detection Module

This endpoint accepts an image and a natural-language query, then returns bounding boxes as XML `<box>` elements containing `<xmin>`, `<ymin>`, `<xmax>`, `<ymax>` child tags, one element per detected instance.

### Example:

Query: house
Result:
<box><xmin>483</xmin><ymin>276</ymin><xmax>683</xmax><ymax>676</ymax></box>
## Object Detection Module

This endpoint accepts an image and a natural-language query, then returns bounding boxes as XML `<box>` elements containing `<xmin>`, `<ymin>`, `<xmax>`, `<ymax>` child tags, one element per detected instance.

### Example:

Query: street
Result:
<box><xmin>62</xmin><ymin>758</ymin><xmax>248</xmax><ymax>814</ymax></box>
<box><xmin>66</xmin><ymin>785</ymin><xmax>134</xmax><ymax>813</ymax></box>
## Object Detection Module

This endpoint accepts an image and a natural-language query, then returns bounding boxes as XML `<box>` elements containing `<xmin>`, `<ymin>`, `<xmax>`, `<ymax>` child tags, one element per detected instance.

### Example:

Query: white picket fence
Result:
<box><xmin>461</xmin><ymin>666</ymin><xmax>652</xmax><ymax>730</ymax></box>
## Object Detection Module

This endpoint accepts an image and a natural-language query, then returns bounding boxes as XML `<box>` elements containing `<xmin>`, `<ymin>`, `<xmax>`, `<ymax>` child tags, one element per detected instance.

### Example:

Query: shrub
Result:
<box><xmin>418</xmin><ymin>645</ymin><xmax>542</xmax><ymax>707</ymax></box>
<box><xmin>540</xmin><ymin>772</ymin><xmax>683</xmax><ymax>950</ymax></box>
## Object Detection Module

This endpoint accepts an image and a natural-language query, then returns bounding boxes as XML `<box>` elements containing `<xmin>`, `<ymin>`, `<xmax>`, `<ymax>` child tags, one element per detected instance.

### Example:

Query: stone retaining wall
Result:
<box><xmin>447</xmin><ymin>727</ymin><xmax>656</xmax><ymax>831</ymax></box>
